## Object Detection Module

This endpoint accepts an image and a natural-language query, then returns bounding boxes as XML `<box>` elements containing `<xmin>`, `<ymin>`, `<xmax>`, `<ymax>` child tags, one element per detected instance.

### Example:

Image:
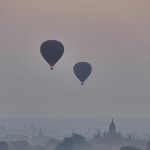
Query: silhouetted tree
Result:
<box><xmin>55</xmin><ymin>133</ymin><xmax>92</xmax><ymax>150</ymax></box>
<box><xmin>46</xmin><ymin>139</ymin><xmax>61</xmax><ymax>150</ymax></box>
<box><xmin>10</xmin><ymin>141</ymin><xmax>32</xmax><ymax>150</ymax></box>
<box><xmin>0</xmin><ymin>141</ymin><xmax>8</xmax><ymax>150</ymax></box>
<box><xmin>146</xmin><ymin>139</ymin><xmax>150</xmax><ymax>150</ymax></box>
<box><xmin>120</xmin><ymin>146</ymin><xmax>141</xmax><ymax>150</ymax></box>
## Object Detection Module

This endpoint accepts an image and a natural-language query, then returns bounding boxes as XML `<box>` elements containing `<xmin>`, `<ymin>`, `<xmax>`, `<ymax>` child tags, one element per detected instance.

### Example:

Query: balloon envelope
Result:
<box><xmin>73</xmin><ymin>62</ymin><xmax>92</xmax><ymax>85</ymax></box>
<box><xmin>40</xmin><ymin>40</ymin><xmax>64</xmax><ymax>69</ymax></box>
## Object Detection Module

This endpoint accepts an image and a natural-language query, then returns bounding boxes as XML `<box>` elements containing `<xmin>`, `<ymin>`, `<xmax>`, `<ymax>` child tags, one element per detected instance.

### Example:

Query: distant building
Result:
<box><xmin>28</xmin><ymin>122</ymin><xmax>38</xmax><ymax>138</ymax></box>
<box><xmin>146</xmin><ymin>139</ymin><xmax>150</xmax><ymax>150</ymax></box>
<box><xmin>31</xmin><ymin>128</ymin><xmax>52</xmax><ymax>146</ymax></box>
<box><xmin>93</xmin><ymin>129</ymin><xmax>102</xmax><ymax>142</ymax></box>
<box><xmin>0</xmin><ymin>124</ymin><xmax>7</xmax><ymax>136</ymax></box>
<box><xmin>103</xmin><ymin>119</ymin><xmax>122</xmax><ymax>142</ymax></box>
<box><xmin>92</xmin><ymin>119</ymin><xmax>146</xmax><ymax>150</ymax></box>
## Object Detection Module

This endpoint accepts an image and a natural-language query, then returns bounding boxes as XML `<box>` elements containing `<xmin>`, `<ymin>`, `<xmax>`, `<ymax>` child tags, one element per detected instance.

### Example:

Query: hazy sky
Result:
<box><xmin>0</xmin><ymin>0</ymin><xmax>150</xmax><ymax>117</ymax></box>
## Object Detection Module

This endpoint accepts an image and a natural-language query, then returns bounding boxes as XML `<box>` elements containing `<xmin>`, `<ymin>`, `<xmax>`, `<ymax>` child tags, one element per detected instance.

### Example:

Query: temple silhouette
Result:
<box><xmin>92</xmin><ymin>119</ymin><xmax>147</xmax><ymax>150</ymax></box>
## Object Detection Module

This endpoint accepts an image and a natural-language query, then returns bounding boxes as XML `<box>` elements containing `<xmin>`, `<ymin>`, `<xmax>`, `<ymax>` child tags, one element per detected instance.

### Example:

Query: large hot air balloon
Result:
<box><xmin>40</xmin><ymin>40</ymin><xmax>64</xmax><ymax>70</ymax></box>
<box><xmin>73</xmin><ymin>62</ymin><xmax>92</xmax><ymax>85</ymax></box>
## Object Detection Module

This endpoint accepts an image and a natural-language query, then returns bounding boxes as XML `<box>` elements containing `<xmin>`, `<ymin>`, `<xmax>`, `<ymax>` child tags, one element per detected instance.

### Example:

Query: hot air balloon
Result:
<box><xmin>40</xmin><ymin>40</ymin><xmax>64</xmax><ymax>70</ymax></box>
<box><xmin>73</xmin><ymin>62</ymin><xmax>92</xmax><ymax>85</ymax></box>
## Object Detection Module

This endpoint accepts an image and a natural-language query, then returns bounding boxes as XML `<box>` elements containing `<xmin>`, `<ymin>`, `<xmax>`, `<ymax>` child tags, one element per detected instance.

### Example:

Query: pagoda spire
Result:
<box><xmin>109</xmin><ymin>118</ymin><xmax>116</xmax><ymax>134</ymax></box>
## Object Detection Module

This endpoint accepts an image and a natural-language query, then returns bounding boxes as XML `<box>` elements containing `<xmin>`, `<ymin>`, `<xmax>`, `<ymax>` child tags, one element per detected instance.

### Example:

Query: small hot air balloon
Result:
<box><xmin>73</xmin><ymin>62</ymin><xmax>92</xmax><ymax>85</ymax></box>
<box><xmin>40</xmin><ymin>40</ymin><xmax>64</xmax><ymax>70</ymax></box>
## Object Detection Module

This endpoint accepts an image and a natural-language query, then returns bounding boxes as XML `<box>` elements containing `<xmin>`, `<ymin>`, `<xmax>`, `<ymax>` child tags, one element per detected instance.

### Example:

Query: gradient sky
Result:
<box><xmin>0</xmin><ymin>0</ymin><xmax>150</xmax><ymax>117</ymax></box>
